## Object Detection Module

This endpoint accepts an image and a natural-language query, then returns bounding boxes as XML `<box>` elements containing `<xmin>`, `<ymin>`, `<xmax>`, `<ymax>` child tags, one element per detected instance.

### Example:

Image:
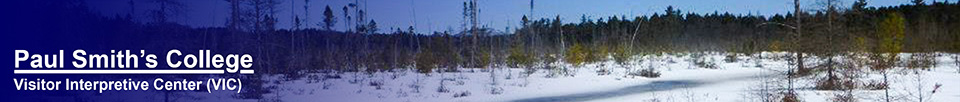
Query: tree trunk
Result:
<box><xmin>796</xmin><ymin>53</ymin><xmax>804</xmax><ymax>74</ymax></box>
<box><xmin>955</xmin><ymin>54</ymin><xmax>959</xmax><ymax>73</ymax></box>
<box><xmin>883</xmin><ymin>70</ymin><xmax>891</xmax><ymax>102</ymax></box>
<box><xmin>916</xmin><ymin>70</ymin><xmax>923</xmax><ymax>102</ymax></box>
<box><xmin>827</xmin><ymin>57</ymin><xmax>836</xmax><ymax>85</ymax></box>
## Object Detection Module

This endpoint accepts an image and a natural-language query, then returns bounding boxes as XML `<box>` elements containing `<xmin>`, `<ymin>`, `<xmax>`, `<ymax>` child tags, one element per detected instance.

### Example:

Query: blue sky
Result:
<box><xmin>86</xmin><ymin>0</ymin><xmax>958</xmax><ymax>34</ymax></box>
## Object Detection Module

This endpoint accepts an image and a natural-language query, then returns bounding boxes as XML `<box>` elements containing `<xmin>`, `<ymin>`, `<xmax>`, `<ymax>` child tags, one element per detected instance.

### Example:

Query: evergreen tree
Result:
<box><xmin>343</xmin><ymin>6</ymin><xmax>351</xmax><ymax>32</ymax></box>
<box><xmin>367</xmin><ymin>20</ymin><xmax>378</xmax><ymax>34</ymax></box>
<box><xmin>149</xmin><ymin>0</ymin><xmax>184</xmax><ymax>23</ymax></box>
<box><xmin>323</xmin><ymin>5</ymin><xmax>336</xmax><ymax>30</ymax></box>
<box><xmin>853</xmin><ymin>0</ymin><xmax>867</xmax><ymax>11</ymax></box>
<box><xmin>876</xmin><ymin>12</ymin><xmax>906</xmax><ymax>102</ymax></box>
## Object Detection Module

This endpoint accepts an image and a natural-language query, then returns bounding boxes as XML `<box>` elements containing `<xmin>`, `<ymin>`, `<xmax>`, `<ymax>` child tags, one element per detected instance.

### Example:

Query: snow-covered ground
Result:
<box><xmin>256</xmin><ymin>52</ymin><xmax>960</xmax><ymax>102</ymax></box>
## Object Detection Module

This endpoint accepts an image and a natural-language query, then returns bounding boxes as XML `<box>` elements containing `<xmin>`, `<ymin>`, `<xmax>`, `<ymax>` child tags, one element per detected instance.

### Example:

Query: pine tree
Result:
<box><xmin>323</xmin><ymin>5</ymin><xmax>336</xmax><ymax>30</ymax></box>
<box><xmin>913</xmin><ymin>0</ymin><xmax>925</xmax><ymax>5</ymax></box>
<box><xmin>150</xmin><ymin>0</ymin><xmax>183</xmax><ymax>23</ymax></box>
<box><xmin>853</xmin><ymin>0</ymin><xmax>867</xmax><ymax>11</ymax></box>
<box><xmin>367</xmin><ymin>20</ymin><xmax>378</xmax><ymax>34</ymax></box>
<box><xmin>343</xmin><ymin>6</ymin><xmax>351</xmax><ymax>32</ymax></box>
<box><xmin>876</xmin><ymin>12</ymin><xmax>906</xmax><ymax>102</ymax></box>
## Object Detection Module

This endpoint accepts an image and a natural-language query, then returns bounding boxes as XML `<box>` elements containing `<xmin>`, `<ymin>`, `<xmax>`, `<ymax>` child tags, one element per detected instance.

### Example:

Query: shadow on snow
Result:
<box><xmin>512</xmin><ymin>80</ymin><xmax>703</xmax><ymax>102</ymax></box>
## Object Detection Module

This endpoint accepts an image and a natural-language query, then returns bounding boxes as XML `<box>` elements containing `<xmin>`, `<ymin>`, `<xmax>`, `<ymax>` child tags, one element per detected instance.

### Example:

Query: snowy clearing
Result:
<box><xmin>251</xmin><ymin>52</ymin><xmax>959</xmax><ymax>102</ymax></box>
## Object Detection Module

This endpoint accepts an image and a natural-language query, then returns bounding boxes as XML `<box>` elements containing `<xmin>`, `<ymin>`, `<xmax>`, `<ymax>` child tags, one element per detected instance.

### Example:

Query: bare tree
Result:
<box><xmin>813</xmin><ymin>0</ymin><xmax>848</xmax><ymax>91</ymax></box>
<box><xmin>291</xmin><ymin>0</ymin><xmax>302</xmax><ymax>30</ymax></box>
<box><xmin>227</xmin><ymin>0</ymin><xmax>242</xmax><ymax>31</ymax></box>
<box><xmin>793</xmin><ymin>0</ymin><xmax>805</xmax><ymax>74</ymax></box>
<box><xmin>461</xmin><ymin>0</ymin><xmax>481</xmax><ymax>67</ymax></box>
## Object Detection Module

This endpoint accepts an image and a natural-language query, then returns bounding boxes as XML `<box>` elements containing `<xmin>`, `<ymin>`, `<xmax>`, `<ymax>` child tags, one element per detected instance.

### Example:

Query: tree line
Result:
<box><xmin>18</xmin><ymin>0</ymin><xmax>960</xmax><ymax>100</ymax></box>
<box><xmin>26</xmin><ymin>0</ymin><xmax>960</xmax><ymax>73</ymax></box>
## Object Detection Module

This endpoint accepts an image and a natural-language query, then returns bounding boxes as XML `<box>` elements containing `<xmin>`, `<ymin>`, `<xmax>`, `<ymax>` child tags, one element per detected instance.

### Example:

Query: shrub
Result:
<box><xmin>611</xmin><ymin>44</ymin><xmax>633</xmax><ymax>65</ymax></box>
<box><xmin>781</xmin><ymin>92</ymin><xmax>801</xmax><ymax>102</ymax></box>
<box><xmin>831</xmin><ymin>91</ymin><xmax>857</xmax><ymax>102</ymax></box>
<box><xmin>507</xmin><ymin>46</ymin><xmax>535</xmax><ymax>67</ymax></box>
<box><xmin>369</xmin><ymin>81</ymin><xmax>384</xmax><ymax>90</ymax></box>
<box><xmin>437</xmin><ymin>85</ymin><xmax>450</xmax><ymax>93</ymax></box>
<box><xmin>690</xmin><ymin>53</ymin><xmax>718</xmax><ymax>69</ymax></box>
<box><xmin>723</xmin><ymin>54</ymin><xmax>739</xmax><ymax>63</ymax></box>
<box><xmin>815</xmin><ymin>77</ymin><xmax>857</xmax><ymax>90</ymax></box>
<box><xmin>628</xmin><ymin>68</ymin><xmax>661</xmax><ymax>78</ymax></box>
<box><xmin>414</xmin><ymin>51</ymin><xmax>437</xmax><ymax>74</ymax></box>
<box><xmin>564</xmin><ymin>43</ymin><xmax>588</xmax><ymax>66</ymax></box>
<box><xmin>453</xmin><ymin>91</ymin><xmax>471</xmax><ymax>98</ymax></box>
<box><xmin>905</xmin><ymin>53</ymin><xmax>935</xmax><ymax>70</ymax></box>
<box><xmin>596</xmin><ymin>68</ymin><xmax>611</xmax><ymax>75</ymax></box>
<box><xmin>863</xmin><ymin>80</ymin><xmax>888</xmax><ymax>90</ymax></box>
